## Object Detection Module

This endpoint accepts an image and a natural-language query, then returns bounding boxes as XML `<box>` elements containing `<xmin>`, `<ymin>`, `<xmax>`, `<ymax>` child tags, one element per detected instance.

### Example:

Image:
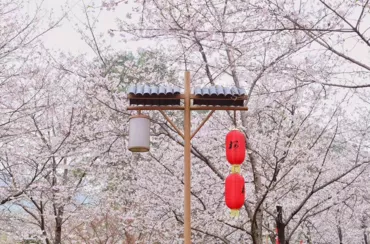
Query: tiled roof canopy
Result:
<box><xmin>127</xmin><ymin>84</ymin><xmax>247</xmax><ymax>106</ymax></box>
<box><xmin>193</xmin><ymin>86</ymin><xmax>246</xmax><ymax>106</ymax></box>
<box><xmin>128</xmin><ymin>84</ymin><xmax>181</xmax><ymax>105</ymax></box>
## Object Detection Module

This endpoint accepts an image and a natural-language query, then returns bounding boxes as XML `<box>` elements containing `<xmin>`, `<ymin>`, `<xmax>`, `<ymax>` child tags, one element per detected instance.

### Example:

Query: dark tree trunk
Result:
<box><xmin>276</xmin><ymin>206</ymin><xmax>286</xmax><ymax>244</ymax></box>
<box><xmin>55</xmin><ymin>224</ymin><xmax>62</xmax><ymax>244</ymax></box>
<box><xmin>40</xmin><ymin>201</ymin><xmax>51</xmax><ymax>244</ymax></box>
<box><xmin>364</xmin><ymin>231</ymin><xmax>368</xmax><ymax>244</ymax></box>
<box><xmin>337</xmin><ymin>225</ymin><xmax>343</xmax><ymax>244</ymax></box>
<box><xmin>54</xmin><ymin>207</ymin><xmax>64</xmax><ymax>244</ymax></box>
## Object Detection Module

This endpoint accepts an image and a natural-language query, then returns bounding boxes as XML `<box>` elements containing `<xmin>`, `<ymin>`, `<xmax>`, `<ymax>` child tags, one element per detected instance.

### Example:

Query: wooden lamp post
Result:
<box><xmin>127</xmin><ymin>71</ymin><xmax>248</xmax><ymax>244</ymax></box>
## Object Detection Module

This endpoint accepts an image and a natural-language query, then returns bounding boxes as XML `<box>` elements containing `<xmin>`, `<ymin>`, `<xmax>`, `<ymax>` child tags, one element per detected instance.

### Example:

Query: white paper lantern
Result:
<box><xmin>128</xmin><ymin>115</ymin><xmax>150</xmax><ymax>152</ymax></box>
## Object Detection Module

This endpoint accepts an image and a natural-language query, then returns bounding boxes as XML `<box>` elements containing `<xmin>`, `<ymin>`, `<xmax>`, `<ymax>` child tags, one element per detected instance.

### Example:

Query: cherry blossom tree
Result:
<box><xmin>0</xmin><ymin>0</ymin><xmax>64</xmax><ymax>206</ymax></box>
<box><xmin>102</xmin><ymin>0</ymin><xmax>370</xmax><ymax>243</ymax></box>
<box><xmin>2</xmin><ymin>0</ymin><xmax>370</xmax><ymax>243</ymax></box>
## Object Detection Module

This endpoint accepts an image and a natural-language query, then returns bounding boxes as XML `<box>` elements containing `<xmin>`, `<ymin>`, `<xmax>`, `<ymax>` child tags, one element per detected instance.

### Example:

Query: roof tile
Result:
<box><xmin>128</xmin><ymin>84</ymin><xmax>246</xmax><ymax>106</ymax></box>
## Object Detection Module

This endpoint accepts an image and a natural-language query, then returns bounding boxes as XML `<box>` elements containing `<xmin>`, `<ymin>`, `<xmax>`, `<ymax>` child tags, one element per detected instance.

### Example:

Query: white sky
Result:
<box><xmin>35</xmin><ymin>0</ymin><xmax>370</xmax><ymax>95</ymax></box>
<box><xmin>38</xmin><ymin>0</ymin><xmax>370</xmax><ymax>68</ymax></box>
<box><xmin>39</xmin><ymin>0</ymin><xmax>152</xmax><ymax>57</ymax></box>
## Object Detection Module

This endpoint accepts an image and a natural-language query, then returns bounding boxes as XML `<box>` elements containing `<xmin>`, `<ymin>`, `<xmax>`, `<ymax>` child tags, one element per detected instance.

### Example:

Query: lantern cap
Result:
<box><xmin>130</xmin><ymin>114</ymin><xmax>150</xmax><ymax>119</ymax></box>
<box><xmin>128</xmin><ymin>146</ymin><xmax>150</xmax><ymax>152</ymax></box>
<box><xmin>228</xmin><ymin>126</ymin><xmax>243</xmax><ymax>131</ymax></box>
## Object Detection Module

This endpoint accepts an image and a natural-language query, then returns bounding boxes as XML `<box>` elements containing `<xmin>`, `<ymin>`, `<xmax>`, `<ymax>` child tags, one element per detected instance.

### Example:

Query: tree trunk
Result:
<box><xmin>53</xmin><ymin>162</ymin><xmax>68</xmax><ymax>244</ymax></box>
<box><xmin>337</xmin><ymin>225</ymin><xmax>343</xmax><ymax>244</ymax></box>
<box><xmin>54</xmin><ymin>206</ymin><xmax>64</xmax><ymax>244</ymax></box>
<box><xmin>364</xmin><ymin>230</ymin><xmax>368</xmax><ymax>244</ymax></box>
<box><xmin>249</xmin><ymin>149</ymin><xmax>264</xmax><ymax>244</ymax></box>
<box><xmin>55</xmin><ymin>222</ymin><xmax>62</xmax><ymax>244</ymax></box>
<box><xmin>40</xmin><ymin>201</ymin><xmax>51</xmax><ymax>244</ymax></box>
<box><xmin>252</xmin><ymin>208</ymin><xmax>263</xmax><ymax>244</ymax></box>
<box><xmin>276</xmin><ymin>206</ymin><xmax>286</xmax><ymax>244</ymax></box>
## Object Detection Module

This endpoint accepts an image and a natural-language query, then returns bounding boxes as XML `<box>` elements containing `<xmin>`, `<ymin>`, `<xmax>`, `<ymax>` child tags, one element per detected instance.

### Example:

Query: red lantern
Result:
<box><xmin>225</xmin><ymin>173</ymin><xmax>245</xmax><ymax>217</ymax></box>
<box><xmin>226</xmin><ymin>129</ymin><xmax>246</xmax><ymax>173</ymax></box>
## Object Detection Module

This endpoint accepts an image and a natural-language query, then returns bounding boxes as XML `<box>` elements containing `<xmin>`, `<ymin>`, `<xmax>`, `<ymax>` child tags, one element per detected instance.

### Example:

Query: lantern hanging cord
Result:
<box><xmin>233</xmin><ymin>110</ymin><xmax>237</xmax><ymax>128</ymax></box>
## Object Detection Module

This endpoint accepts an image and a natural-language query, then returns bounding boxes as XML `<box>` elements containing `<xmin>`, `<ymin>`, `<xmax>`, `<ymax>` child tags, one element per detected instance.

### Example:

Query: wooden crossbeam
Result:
<box><xmin>128</xmin><ymin>94</ymin><xmax>248</xmax><ymax>101</ymax></box>
<box><xmin>127</xmin><ymin>106</ymin><xmax>184</xmax><ymax>110</ymax></box>
<box><xmin>127</xmin><ymin>106</ymin><xmax>248</xmax><ymax>111</ymax></box>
